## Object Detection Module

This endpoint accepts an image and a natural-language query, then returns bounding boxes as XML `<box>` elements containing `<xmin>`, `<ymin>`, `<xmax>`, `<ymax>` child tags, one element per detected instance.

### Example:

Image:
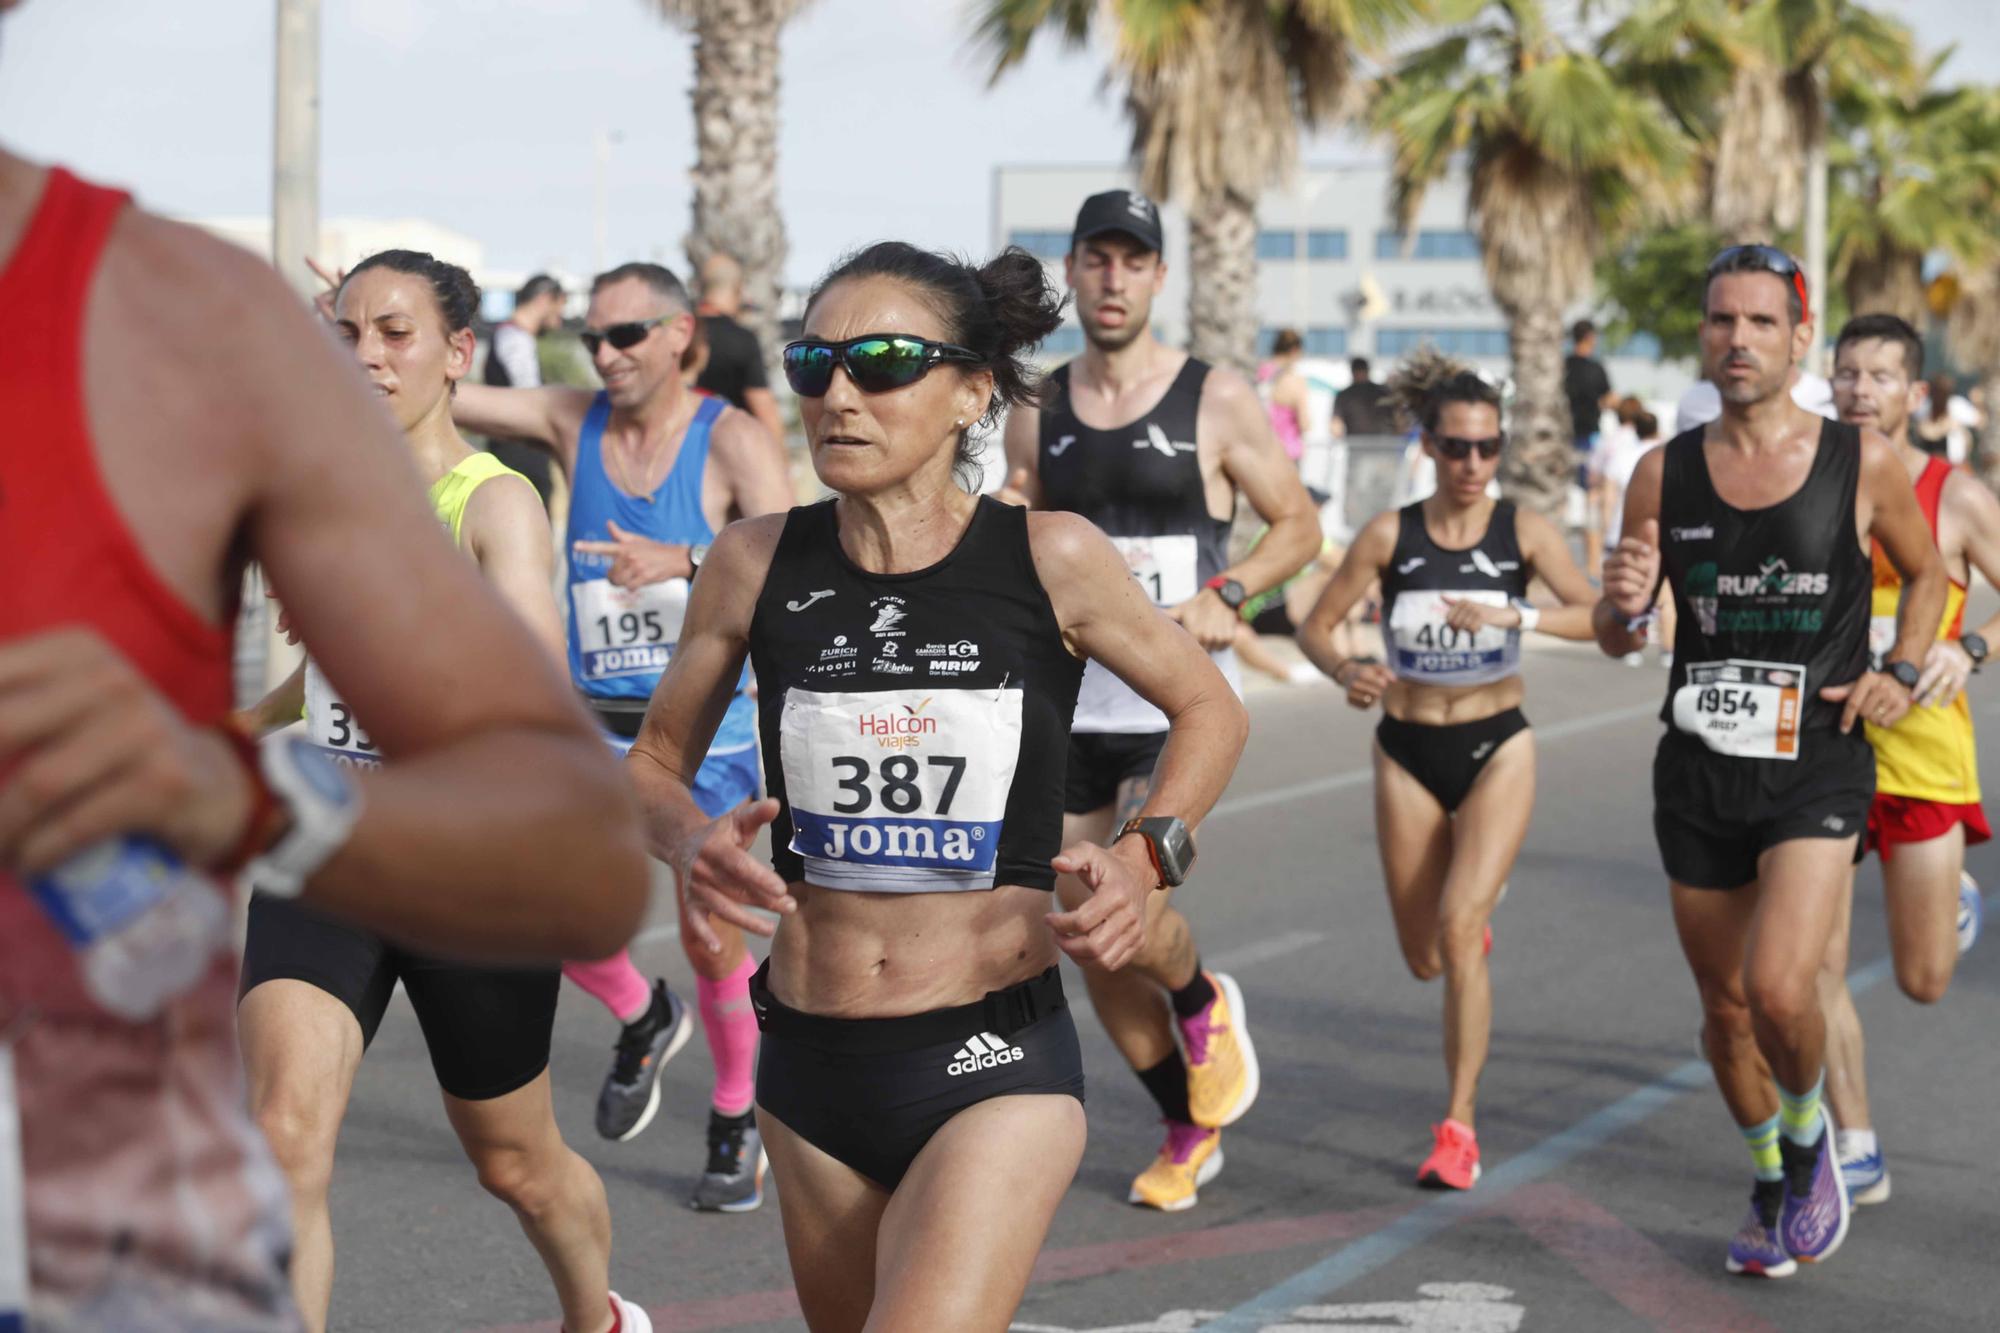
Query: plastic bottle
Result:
<box><xmin>28</xmin><ymin>836</ymin><xmax>230</xmax><ymax>1021</ymax></box>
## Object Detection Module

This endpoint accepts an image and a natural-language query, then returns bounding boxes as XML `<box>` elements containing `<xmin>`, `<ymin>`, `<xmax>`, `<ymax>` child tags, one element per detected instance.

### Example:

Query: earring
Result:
<box><xmin>955</xmin><ymin>418</ymin><xmax>965</xmax><ymax>427</ymax></box>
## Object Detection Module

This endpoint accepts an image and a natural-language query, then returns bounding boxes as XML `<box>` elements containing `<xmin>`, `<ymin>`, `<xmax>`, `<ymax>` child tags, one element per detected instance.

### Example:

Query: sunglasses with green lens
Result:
<box><xmin>782</xmin><ymin>335</ymin><xmax>984</xmax><ymax>397</ymax></box>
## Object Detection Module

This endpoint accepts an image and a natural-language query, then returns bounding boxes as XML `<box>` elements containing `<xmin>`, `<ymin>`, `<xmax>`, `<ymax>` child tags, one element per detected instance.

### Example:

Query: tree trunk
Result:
<box><xmin>1499</xmin><ymin>300</ymin><xmax>1571</xmax><ymax>521</ymax></box>
<box><xmin>683</xmin><ymin>0</ymin><xmax>788</xmax><ymax>368</ymax></box>
<box><xmin>1844</xmin><ymin>250</ymin><xmax>1925</xmax><ymax>328</ymax></box>
<box><xmin>1185</xmin><ymin>187</ymin><xmax>1259</xmax><ymax>375</ymax></box>
<box><xmin>1977</xmin><ymin>369</ymin><xmax>2000</xmax><ymax>493</ymax></box>
<box><xmin>1710</xmin><ymin>64</ymin><xmax>1805</xmax><ymax>244</ymax></box>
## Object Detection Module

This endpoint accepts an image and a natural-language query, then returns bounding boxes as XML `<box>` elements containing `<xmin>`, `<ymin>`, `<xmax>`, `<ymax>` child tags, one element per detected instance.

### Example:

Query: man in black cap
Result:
<box><xmin>1001</xmin><ymin>188</ymin><xmax>1320</xmax><ymax>1212</ymax></box>
<box><xmin>483</xmin><ymin>273</ymin><xmax>567</xmax><ymax>508</ymax></box>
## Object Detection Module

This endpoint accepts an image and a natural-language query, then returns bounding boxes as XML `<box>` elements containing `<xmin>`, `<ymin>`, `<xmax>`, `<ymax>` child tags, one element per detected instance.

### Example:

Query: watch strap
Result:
<box><xmin>208</xmin><ymin>716</ymin><xmax>286</xmax><ymax>879</ymax></box>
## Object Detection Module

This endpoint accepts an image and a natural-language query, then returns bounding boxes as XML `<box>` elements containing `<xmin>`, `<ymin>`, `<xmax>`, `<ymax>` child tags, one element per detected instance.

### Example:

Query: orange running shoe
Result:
<box><xmin>1416</xmin><ymin>1118</ymin><xmax>1481</xmax><ymax>1190</ymax></box>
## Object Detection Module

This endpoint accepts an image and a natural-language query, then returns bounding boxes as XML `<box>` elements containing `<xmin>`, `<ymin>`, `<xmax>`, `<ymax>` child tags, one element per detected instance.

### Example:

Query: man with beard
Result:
<box><xmin>999</xmin><ymin>189</ymin><xmax>1320</xmax><ymax>1211</ymax></box>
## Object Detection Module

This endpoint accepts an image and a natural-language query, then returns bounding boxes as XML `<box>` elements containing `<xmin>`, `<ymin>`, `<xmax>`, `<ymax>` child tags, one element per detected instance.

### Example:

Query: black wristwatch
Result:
<box><xmin>1884</xmin><ymin>659</ymin><xmax>1921</xmax><ymax>691</ymax></box>
<box><xmin>1204</xmin><ymin>575</ymin><xmax>1247</xmax><ymax>610</ymax></box>
<box><xmin>1962</xmin><ymin>633</ymin><xmax>1988</xmax><ymax>672</ymax></box>
<box><xmin>1118</xmin><ymin>816</ymin><xmax>1196</xmax><ymax>888</ymax></box>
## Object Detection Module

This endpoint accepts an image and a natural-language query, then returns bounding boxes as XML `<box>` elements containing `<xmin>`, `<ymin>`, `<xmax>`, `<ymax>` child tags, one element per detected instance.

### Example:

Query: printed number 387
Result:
<box><xmin>830</xmin><ymin>755</ymin><xmax>966</xmax><ymax>815</ymax></box>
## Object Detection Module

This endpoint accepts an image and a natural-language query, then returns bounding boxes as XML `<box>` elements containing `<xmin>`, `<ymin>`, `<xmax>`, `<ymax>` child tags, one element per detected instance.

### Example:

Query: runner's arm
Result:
<box><xmin>1204</xmin><ymin>368</ymin><xmax>1320</xmax><ymax>595</ymax></box>
<box><xmin>464</xmin><ymin>473</ymin><xmax>567</xmax><ymax>660</ymax></box>
<box><xmin>236</xmin><ymin>663</ymin><xmax>306</xmax><ymax>736</ymax></box>
<box><xmin>711</xmin><ymin>405</ymin><xmax>797</xmax><ymax>519</ymax></box>
<box><xmin>1594</xmin><ymin>446</ymin><xmax>1665</xmax><ymax>657</ymax></box>
<box><xmin>1509</xmin><ymin>508</ymin><xmax>1599</xmax><ymax>640</ymax></box>
<box><xmin>1031</xmin><ymin>509</ymin><xmax>1248</xmax><ymax>855</ymax></box>
<box><xmin>1861</xmin><ymin>431</ymin><xmax>1948</xmax><ymax>673</ymax></box>
<box><xmin>999</xmin><ymin>400</ymin><xmax>1043</xmax><ymax>506</ymax></box>
<box><xmin>1948</xmin><ymin>471</ymin><xmax>2000</xmax><ymax>650</ymax></box>
<box><xmin>1295</xmin><ymin>511</ymin><xmax>1397</xmax><ymax>681</ymax></box>
<box><xmin>450</xmin><ymin>383</ymin><xmax>590</xmax><ymax>471</ymax></box>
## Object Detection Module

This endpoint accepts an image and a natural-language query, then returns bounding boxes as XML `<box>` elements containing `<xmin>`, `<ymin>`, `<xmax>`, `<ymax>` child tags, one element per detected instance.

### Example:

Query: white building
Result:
<box><xmin>993</xmin><ymin>163</ymin><xmax>1691</xmax><ymax>402</ymax></box>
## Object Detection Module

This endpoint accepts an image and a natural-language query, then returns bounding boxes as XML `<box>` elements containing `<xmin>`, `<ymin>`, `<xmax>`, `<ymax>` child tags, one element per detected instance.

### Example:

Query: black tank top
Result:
<box><xmin>1378</xmin><ymin>501</ymin><xmax>1530</xmax><ymax>686</ymax></box>
<box><xmin>1658</xmin><ymin>419</ymin><xmax>1870</xmax><ymax>753</ymax></box>
<box><xmin>748</xmin><ymin>497</ymin><xmax>1083</xmax><ymax>893</ymax></box>
<box><xmin>1036</xmin><ymin>355</ymin><xmax>1236</xmax><ymax>732</ymax></box>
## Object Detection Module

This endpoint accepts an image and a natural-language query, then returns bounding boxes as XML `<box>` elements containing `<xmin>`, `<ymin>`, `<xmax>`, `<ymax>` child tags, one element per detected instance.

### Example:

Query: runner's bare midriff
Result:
<box><xmin>1383</xmin><ymin>674</ymin><xmax>1527</xmax><ymax>727</ymax></box>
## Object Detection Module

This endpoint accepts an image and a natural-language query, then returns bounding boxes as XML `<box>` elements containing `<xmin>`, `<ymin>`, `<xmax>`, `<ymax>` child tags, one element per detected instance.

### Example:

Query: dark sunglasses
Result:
<box><xmin>1706</xmin><ymin>244</ymin><xmax>1812</xmax><ymax>322</ymax></box>
<box><xmin>1433</xmin><ymin>433</ymin><xmax>1504</xmax><ymax>460</ymax></box>
<box><xmin>782</xmin><ymin>335</ymin><xmax>984</xmax><ymax>397</ymax></box>
<box><xmin>579</xmin><ymin>315</ymin><xmax>671</xmax><ymax>356</ymax></box>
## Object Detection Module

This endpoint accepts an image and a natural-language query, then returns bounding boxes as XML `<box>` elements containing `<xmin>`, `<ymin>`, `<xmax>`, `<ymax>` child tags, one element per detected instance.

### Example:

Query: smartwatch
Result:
<box><xmin>1117</xmin><ymin>816</ymin><xmax>1196</xmax><ymax>888</ymax></box>
<box><xmin>1884</xmin><ymin>659</ymin><xmax>1921</xmax><ymax>692</ymax></box>
<box><xmin>1962</xmin><ymin>632</ymin><xmax>1988</xmax><ymax>672</ymax></box>
<box><xmin>1203</xmin><ymin>575</ymin><xmax>1247</xmax><ymax>610</ymax></box>
<box><xmin>246</xmin><ymin>733</ymin><xmax>365</xmax><ymax>899</ymax></box>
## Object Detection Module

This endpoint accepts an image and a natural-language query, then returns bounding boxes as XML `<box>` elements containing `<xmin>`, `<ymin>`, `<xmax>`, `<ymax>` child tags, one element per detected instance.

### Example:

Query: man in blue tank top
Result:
<box><xmin>1596</xmin><ymin>247</ymin><xmax>1944</xmax><ymax>1279</ymax></box>
<box><xmin>1000</xmin><ymin>191</ymin><xmax>1322</xmax><ymax>1212</ymax></box>
<box><xmin>456</xmin><ymin>261</ymin><xmax>794</xmax><ymax>1211</ymax></box>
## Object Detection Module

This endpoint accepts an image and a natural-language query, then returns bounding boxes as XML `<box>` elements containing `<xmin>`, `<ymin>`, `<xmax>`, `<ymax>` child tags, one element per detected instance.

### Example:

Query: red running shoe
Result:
<box><xmin>1417</xmin><ymin>1118</ymin><xmax>1481</xmax><ymax>1190</ymax></box>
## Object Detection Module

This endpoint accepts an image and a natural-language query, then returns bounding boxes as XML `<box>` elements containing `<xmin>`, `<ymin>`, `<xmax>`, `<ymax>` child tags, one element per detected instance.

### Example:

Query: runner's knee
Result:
<box><xmin>252</xmin><ymin>1093</ymin><xmax>339</xmax><ymax>1198</ymax></box>
<box><xmin>1894</xmin><ymin>957</ymin><xmax>1952</xmax><ymax>1006</ymax></box>
<box><xmin>468</xmin><ymin>1142</ymin><xmax>559</xmax><ymax>1218</ymax></box>
<box><xmin>1436</xmin><ymin>906</ymin><xmax>1488</xmax><ymax>970</ymax></box>
<box><xmin>1745</xmin><ymin>971</ymin><xmax>1816</xmax><ymax>1034</ymax></box>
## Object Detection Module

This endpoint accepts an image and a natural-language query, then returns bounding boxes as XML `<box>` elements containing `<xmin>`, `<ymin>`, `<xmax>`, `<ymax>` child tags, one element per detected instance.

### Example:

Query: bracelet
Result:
<box><xmin>208</xmin><ymin>716</ymin><xmax>287</xmax><ymax>878</ymax></box>
<box><xmin>1622</xmin><ymin>611</ymin><xmax>1655</xmax><ymax>635</ymax></box>
<box><xmin>1515</xmin><ymin>604</ymin><xmax>1541</xmax><ymax>633</ymax></box>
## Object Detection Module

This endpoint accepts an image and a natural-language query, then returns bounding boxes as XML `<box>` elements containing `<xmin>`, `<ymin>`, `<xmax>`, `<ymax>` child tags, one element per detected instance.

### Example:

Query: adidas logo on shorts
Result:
<box><xmin>947</xmin><ymin>1032</ymin><xmax>1024</xmax><ymax>1077</ymax></box>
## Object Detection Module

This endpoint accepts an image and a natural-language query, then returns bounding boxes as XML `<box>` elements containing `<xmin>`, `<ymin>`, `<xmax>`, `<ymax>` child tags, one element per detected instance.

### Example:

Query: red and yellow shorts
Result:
<box><xmin>1865</xmin><ymin>793</ymin><xmax>1993</xmax><ymax>860</ymax></box>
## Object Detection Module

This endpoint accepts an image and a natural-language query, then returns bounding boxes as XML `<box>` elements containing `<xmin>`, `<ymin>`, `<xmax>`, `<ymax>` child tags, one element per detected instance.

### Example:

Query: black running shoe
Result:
<box><xmin>688</xmin><ymin>1110</ymin><xmax>767</xmax><ymax>1213</ymax></box>
<box><xmin>594</xmin><ymin>981</ymin><xmax>691</xmax><ymax>1142</ymax></box>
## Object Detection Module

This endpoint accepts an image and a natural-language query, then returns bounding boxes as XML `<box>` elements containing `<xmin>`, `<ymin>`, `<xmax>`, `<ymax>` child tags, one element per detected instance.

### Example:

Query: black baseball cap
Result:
<box><xmin>1070</xmin><ymin>189</ymin><xmax>1164</xmax><ymax>255</ymax></box>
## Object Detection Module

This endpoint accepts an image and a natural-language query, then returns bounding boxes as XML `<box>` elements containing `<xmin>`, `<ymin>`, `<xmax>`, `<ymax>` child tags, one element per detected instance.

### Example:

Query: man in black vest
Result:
<box><xmin>483</xmin><ymin>273</ymin><xmax>566</xmax><ymax>507</ymax></box>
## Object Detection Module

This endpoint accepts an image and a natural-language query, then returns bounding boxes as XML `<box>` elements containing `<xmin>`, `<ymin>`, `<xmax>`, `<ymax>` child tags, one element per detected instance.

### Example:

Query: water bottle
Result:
<box><xmin>28</xmin><ymin>836</ymin><xmax>230</xmax><ymax>1021</ymax></box>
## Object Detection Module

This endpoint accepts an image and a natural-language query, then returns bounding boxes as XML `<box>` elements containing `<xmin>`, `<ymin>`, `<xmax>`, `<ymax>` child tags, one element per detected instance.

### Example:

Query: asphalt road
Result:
<box><xmin>321</xmin><ymin>632</ymin><xmax>2000</xmax><ymax>1332</ymax></box>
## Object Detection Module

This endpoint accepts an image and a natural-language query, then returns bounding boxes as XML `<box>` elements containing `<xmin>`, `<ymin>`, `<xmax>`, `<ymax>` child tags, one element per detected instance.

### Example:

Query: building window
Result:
<box><xmin>1376</xmin><ymin>327</ymin><xmax>1510</xmax><ymax>358</ymax></box>
<box><xmin>1038</xmin><ymin>326</ymin><xmax>1086</xmax><ymax>358</ymax></box>
<box><xmin>1007</xmin><ymin>230</ymin><xmax>1072</xmax><ymax>261</ymax></box>
<box><xmin>1259</xmin><ymin>327</ymin><xmax>1348</xmax><ymax>358</ymax></box>
<box><xmin>1375</xmin><ymin>230</ymin><xmax>1481</xmax><ymax>261</ymax></box>
<box><xmin>1307</xmin><ymin>230</ymin><xmax>1348</xmax><ymax>261</ymax></box>
<box><xmin>1257</xmin><ymin>231</ymin><xmax>1298</xmax><ymax>261</ymax></box>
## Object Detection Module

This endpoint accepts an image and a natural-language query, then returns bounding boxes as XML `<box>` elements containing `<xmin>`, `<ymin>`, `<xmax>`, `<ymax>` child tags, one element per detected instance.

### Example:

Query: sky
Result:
<box><xmin>1</xmin><ymin>0</ymin><xmax>1994</xmax><ymax>289</ymax></box>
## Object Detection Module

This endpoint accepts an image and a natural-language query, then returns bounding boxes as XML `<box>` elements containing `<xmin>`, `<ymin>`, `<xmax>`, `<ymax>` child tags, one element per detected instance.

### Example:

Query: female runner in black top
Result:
<box><xmin>1296</xmin><ymin>349</ymin><xmax>1598</xmax><ymax>1190</ymax></box>
<box><xmin>626</xmin><ymin>242</ymin><xmax>1248</xmax><ymax>1332</ymax></box>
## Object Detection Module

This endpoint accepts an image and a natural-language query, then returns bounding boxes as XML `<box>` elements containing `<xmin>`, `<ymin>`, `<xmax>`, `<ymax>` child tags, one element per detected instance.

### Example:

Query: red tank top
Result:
<box><xmin>0</xmin><ymin>169</ymin><xmax>289</xmax><ymax>1324</ymax></box>
<box><xmin>0</xmin><ymin>168</ymin><xmax>234</xmax><ymax>1013</ymax></box>
<box><xmin>1871</xmin><ymin>454</ymin><xmax>1965</xmax><ymax>634</ymax></box>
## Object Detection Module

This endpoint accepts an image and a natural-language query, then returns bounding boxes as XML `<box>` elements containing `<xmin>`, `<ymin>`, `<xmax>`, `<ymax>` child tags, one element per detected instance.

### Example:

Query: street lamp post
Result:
<box><xmin>593</xmin><ymin>128</ymin><xmax>624</xmax><ymax>276</ymax></box>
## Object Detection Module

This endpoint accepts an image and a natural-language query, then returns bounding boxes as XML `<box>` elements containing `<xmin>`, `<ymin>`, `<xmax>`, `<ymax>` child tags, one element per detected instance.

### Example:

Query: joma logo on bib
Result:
<box><xmin>818</xmin><ymin>821</ymin><xmax>979</xmax><ymax>863</ymax></box>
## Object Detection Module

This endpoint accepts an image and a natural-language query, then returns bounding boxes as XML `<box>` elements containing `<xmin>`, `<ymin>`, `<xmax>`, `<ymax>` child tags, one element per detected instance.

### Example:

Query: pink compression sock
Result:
<box><xmin>562</xmin><ymin>950</ymin><xmax>653</xmax><ymax>1025</ymax></box>
<box><xmin>696</xmin><ymin>953</ymin><xmax>759</xmax><ymax>1116</ymax></box>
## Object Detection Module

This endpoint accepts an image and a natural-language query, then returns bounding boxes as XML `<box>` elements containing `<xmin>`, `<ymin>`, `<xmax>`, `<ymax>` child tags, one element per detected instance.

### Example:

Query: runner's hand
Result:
<box><xmin>572</xmin><ymin>521</ymin><xmax>693</xmax><ymax>589</ymax></box>
<box><xmin>1168</xmin><ymin>588</ymin><xmax>1240</xmax><ymax>652</ymax></box>
<box><xmin>1340</xmin><ymin>660</ymin><xmax>1394</xmax><ymax>711</ymax></box>
<box><xmin>0</xmin><ymin>628</ymin><xmax>254</xmax><ymax>875</ymax></box>
<box><xmin>995</xmin><ymin>467</ymin><xmax>1034</xmax><ymax>508</ymax></box>
<box><xmin>1046</xmin><ymin>839</ymin><xmax>1153</xmax><ymax>971</ymax></box>
<box><xmin>304</xmin><ymin>255</ymin><xmax>345</xmax><ymax>324</ymax></box>
<box><xmin>673</xmin><ymin>797</ymin><xmax>795</xmax><ymax>952</ymax></box>
<box><xmin>1602</xmin><ymin>519</ymin><xmax>1661</xmax><ymax>619</ymax></box>
<box><xmin>1915</xmin><ymin>640</ymin><xmax>1974</xmax><ymax>709</ymax></box>
<box><xmin>1822</xmin><ymin>671</ymin><xmax>1914</xmax><ymax>734</ymax></box>
<box><xmin>1441</xmin><ymin>596</ymin><xmax>1512</xmax><ymax>632</ymax></box>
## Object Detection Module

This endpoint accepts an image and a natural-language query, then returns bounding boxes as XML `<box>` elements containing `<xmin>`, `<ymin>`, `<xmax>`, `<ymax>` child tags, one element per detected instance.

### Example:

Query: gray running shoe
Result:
<box><xmin>595</xmin><ymin>981</ymin><xmax>692</xmax><ymax>1142</ymax></box>
<box><xmin>689</xmin><ymin>1111</ymin><xmax>768</xmax><ymax>1213</ymax></box>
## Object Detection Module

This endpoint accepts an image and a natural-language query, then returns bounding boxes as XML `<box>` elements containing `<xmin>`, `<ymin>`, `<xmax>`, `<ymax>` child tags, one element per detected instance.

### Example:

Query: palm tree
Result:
<box><xmin>646</xmin><ymin>0</ymin><xmax>812</xmax><ymax>362</ymax></box>
<box><xmin>1830</xmin><ymin>70</ymin><xmax>1993</xmax><ymax>328</ymax></box>
<box><xmin>1373</xmin><ymin>0</ymin><xmax>1693</xmax><ymax>517</ymax></box>
<box><xmin>975</xmin><ymin>0</ymin><xmax>1425</xmax><ymax>374</ymax></box>
<box><xmin>1944</xmin><ymin>90</ymin><xmax>2000</xmax><ymax>481</ymax></box>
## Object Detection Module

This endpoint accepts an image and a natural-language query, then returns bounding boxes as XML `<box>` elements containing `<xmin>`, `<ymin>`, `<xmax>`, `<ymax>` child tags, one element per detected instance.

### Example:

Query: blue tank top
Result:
<box><xmin>566</xmin><ymin>391</ymin><xmax>754</xmax><ymax>752</ymax></box>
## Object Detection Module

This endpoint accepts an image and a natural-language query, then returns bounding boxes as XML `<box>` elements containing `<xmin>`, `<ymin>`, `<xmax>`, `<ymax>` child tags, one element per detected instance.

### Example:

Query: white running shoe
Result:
<box><xmin>611</xmin><ymin>1291</ymin><xmax>652</xmax><ymax>1332</ymax></box>
<box><xmin>1958</xmin><ymin>871</ymin><xmax>1981</xmax><ymax>957</ymax></box>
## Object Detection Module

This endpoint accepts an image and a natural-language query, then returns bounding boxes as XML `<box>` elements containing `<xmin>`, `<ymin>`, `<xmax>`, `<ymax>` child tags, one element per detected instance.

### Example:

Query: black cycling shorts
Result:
<box><xmin>752</xmin><ymin>960</ymin><xmax>1085</xmax><ymax>1191</ymax></box>
<box><xmin>1065</xmin><ymin>730</ymin><xmax>1168</xmax><ymax>815</ymax></box>
<box><xmin>238</xmin><ymin>894</ymin><xmax>559</xmax><ymax>1102</ymax></box>
<box><xmin>1376</xmin><ymin>708</ymin><xmax>1530</xmax><ymax>813</ymax></box>
<box><xmin>1652</xmin><ymin>728</ymin><xmax>1876</xmax><ymax>891</ymax></box>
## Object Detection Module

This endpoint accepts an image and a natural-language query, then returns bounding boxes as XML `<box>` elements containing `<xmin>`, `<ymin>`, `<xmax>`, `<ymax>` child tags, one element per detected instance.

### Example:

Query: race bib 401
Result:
<box><xmin>1671</xmin><ymin>658</ymin><xmax>1805</xmax><ymax>761</ymax></box>
<box><xmin>781</xmin><ymin>686</ymin><xmax>1023</xmax><ymax>892</ymax></box>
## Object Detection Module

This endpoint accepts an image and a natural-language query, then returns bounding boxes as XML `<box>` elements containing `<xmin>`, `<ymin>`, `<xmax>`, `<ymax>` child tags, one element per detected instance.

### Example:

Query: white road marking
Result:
<box><xmin>1010</xmin><ymin>1282</ymin><xmax>1523</xmax><ymax>1333</ymax></box>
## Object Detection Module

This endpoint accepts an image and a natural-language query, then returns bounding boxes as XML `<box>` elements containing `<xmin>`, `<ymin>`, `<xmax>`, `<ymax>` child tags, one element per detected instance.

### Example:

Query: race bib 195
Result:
<box><xmin>574</xmin><ymin>576</ymin><xmax>688</xmax><ymax>682</ymax></box>
<box><xmin>304</xmin><ymin>663</ymin><xmax>381</xmax><ymax>769</ymax></box>
<box><xmin>1387</xmin><ymin>589</ymin><xmax>1517</xmax><ymax>684</ymax></box>
<box><xmin>781</xmin><ymin>686</ymin><xmax>1022</xmax><ymax>892</ymax></box>
<box><xmin>1111</xmin><ymin>534</ymin><xmax>1198</xmax><ymax>608</ymax></box>
<box><xmin>1670</xmin><ymin>658</ymin><xmax>1804</xmax><ymax>760</ymax></box>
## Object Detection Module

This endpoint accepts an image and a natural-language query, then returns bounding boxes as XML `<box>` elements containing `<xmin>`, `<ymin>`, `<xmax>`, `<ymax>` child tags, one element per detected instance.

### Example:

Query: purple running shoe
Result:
<box><xmin>1778</xmin><ymin>1110</ymin><xmax>1850</xmax><ymax>1263</ymax></box>
<box><xmin>1725</xmin><ymin>1178</ymin><xmax>1795</xmax><ymax>1278</ymax></box>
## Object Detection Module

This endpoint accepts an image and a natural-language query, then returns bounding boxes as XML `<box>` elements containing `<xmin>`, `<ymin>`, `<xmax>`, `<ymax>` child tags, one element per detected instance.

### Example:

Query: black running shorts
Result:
<box><xmin>238</xmin><ymin>894</ymin><xmax>559</xmax><ymax>1101</ymax></box>
<box><xmin>1065</xmin><ymin>730</ymin><xmax>1168</xmax><ymax>815</ymax></box>
<box><xmin>1652</xmin><ymin>728</ymin><xmax>1876</xmax><ymax>891</ymax></box>
<box><xmin>751</xmin><ymin>960</ymin><xmax>1085</xmax><ymax>1190</ymax></box>
<box><xmin>1375</xmin><ymin>708</ymin><xmax>1530</xmax><ymax>813</ymax></box>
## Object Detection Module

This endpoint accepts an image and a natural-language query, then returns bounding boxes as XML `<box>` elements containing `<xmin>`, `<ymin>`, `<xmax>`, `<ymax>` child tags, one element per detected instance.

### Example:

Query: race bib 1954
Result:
<box><xmin>781</xmin><ymin>686</ymin><xmax>1022</xmax><ymax>892</ymax></box>
<box><xmin>1670</xmin><ymin>658</ymin><xmax>1805</xmax><ymax>761</ymax></box>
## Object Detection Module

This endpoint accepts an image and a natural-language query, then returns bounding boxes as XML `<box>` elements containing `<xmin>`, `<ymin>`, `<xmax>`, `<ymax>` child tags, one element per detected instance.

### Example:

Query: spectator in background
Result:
<box><xmin>693</xmin><ymin>251</ymin><xmax>786</xmax><ymax>446</ymax></box>
<box><xmin>1563</xmin><ymin>319</ymin><xmax>1612</xmax><ymax>480</ymax></box>
<box><xmin>1257</xmin><ymin>328</ymin><xmax>1309</xmax><ymax>462</ymax></box>
<box><xmin>1334</xmin><ymin>355</ymin><xmax>1397</xmax><ymax>436</ymax></box>
<box><xmin>1583</xmin><ymin>396</ymin><xmax>1645</xmax><ymax>576</ymax></box>
<box><xmin>1916</xmin><ymin>374</ymin><xmax>1981</xmax><ymax>464</ymax></box>
<box><xmin>482</xmin><ymin>272</ymin><xmax>565</xmax><ymax>507</ymax></box>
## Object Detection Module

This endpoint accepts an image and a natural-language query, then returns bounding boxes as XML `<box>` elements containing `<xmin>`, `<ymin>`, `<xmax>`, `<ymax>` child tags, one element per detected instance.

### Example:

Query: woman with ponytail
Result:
<box><xmin>625</xmin><ymin>242</ymin><xmax>1248</xmax><ymax>1329</ymax></box>
<box><xmin>1295</xmin><ymin>346</ymin><xmax>1599</xmax><ymax>1191</ymax></box>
